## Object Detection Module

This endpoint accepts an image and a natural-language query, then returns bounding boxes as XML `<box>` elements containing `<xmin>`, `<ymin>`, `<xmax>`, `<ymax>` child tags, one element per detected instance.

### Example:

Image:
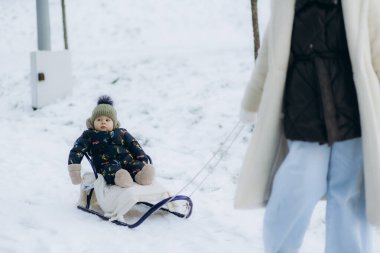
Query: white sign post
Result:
<box><xmin>31</xmin><ymin>0</ymin><xmax>73</xmax><ymax>109</ymax></box>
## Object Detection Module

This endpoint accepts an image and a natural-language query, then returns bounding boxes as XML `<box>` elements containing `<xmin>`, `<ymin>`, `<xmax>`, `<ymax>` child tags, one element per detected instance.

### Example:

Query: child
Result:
<box><xmin>68</xmin><ymin>95</ymin><xmax>155</xmax><ymax>188</ymax></box>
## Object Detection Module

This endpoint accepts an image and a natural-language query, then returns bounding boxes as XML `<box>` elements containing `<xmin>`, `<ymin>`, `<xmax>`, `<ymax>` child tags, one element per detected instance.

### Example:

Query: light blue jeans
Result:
<box><xmin>264</xmin><ymin>138</ymin><xmax>371</xmax><ymax>253</ymax></box>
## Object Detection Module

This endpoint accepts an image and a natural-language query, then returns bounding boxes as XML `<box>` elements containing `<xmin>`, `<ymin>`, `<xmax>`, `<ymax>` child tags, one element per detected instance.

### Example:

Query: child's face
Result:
<box><xmin>94</xmin><ymin>116</ymin><xmax>114</xmax><ymax>132</ymax></box>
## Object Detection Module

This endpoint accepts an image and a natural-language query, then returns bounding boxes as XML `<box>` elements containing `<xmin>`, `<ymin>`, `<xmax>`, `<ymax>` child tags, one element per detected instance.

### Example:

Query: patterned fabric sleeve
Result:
<box><xmin>121</xmin><ymin>129</ymin><xmax>149</xmax><ymax>163</ymax></box>
<box><xmin>68</xmin><ymin>131</ymin><xmax>91</xmax><ymax>165</ymax></box>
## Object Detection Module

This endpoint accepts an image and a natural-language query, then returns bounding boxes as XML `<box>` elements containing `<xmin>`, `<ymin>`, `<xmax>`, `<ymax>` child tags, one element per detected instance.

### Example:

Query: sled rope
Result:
<box><xmin>173</xmin><ymin>120</ymin><xmax>245</xmax><ymax>198</ymax></box>
<box><xmin>188</xmin><ymin>121</ymin><xmax>245</xmax><ymax>197</ymax></box>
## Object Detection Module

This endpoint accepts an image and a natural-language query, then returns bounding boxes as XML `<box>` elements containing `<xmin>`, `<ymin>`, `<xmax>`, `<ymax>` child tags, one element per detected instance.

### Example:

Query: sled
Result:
<box><xmin>76</xmin><ymin>153</ymin><xmax>193</xmax><ymax>228</ymax></box>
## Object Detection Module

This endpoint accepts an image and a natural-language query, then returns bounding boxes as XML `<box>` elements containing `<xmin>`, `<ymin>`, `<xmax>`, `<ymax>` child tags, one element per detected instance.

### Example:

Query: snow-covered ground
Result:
<box><xmin>0</xmin><ymin>0</ymin><xmax>378</xmax><ymax>252</ymax></box>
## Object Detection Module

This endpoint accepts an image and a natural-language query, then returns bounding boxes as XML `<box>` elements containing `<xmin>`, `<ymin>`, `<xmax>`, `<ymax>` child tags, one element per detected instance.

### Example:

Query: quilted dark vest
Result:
<box><xmin>283</xmin><ymin>0</ymin><xmax>361</xmax><ymax>144</ymax></box>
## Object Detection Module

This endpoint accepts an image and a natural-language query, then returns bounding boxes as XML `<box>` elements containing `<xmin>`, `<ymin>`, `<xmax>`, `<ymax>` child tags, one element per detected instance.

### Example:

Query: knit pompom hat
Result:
<box><xmin>86</xmin><ymin>95</ymin><xmax>120</xmax><ymax>129</ymax></box>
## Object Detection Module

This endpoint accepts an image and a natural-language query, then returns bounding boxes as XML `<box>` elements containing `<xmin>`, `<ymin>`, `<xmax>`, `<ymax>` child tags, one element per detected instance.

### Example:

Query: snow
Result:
<box><xmin>0</xmin><ymin>0</ymin><xmax>378</xmax><ymax>252</ymax></box>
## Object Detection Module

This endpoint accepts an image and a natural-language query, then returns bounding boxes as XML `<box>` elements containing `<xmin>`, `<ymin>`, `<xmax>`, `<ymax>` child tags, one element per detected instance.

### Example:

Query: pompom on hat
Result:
<box><xmin>86</xmin><ymin>95</ymin><xmax>120</xmax><ymax>129</ymax></box>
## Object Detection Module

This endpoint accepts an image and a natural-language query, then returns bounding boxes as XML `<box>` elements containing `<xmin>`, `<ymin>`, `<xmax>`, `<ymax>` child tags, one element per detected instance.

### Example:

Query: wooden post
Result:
<box><xmin>251</xmin><ymin>0</ymin><xmax>260</xmax><ymax>60</ymax></box>
<box><xmin>61</xmin><ymin>0</ymin><xmax>69</xmax><ymax>49</ymax></box>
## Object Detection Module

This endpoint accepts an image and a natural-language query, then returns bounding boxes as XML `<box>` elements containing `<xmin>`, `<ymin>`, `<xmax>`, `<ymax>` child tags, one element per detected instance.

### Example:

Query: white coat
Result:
<box><xmin>234</xmin><ymin>0</ymin><xmax>380</xmax><ymax>227</ymax></box>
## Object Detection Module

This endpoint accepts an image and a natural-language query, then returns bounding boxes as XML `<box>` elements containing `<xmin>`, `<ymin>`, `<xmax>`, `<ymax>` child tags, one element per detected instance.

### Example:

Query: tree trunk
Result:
<box><xmin>251</xmin><ymin>0</ymin><xmax>260</xmax><ymax>60</ymax></box>
<box><xmin>61</xmin><ymin>0</ymin><xmax>69</xmax><ymax>49</ymax></box>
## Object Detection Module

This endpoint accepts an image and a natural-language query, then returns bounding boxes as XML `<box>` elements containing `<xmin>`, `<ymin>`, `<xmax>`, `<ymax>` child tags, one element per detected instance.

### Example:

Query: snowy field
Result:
<box><xmin>0</xmin><ymin>0</ymin><xmax>379</xmax><ymax>252</ymax></box>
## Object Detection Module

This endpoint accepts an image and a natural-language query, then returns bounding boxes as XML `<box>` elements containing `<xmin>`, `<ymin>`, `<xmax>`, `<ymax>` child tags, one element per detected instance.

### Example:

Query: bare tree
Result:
<box><xmin>251</xmin><ymin>0</ymin><xmax>260</xmax><ymax>60</ymax></box>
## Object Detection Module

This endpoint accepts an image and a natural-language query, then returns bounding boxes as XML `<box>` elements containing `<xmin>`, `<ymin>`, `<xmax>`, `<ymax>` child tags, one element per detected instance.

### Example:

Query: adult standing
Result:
<box><xmin>234</xmin><ymin>0</ymin><xmax>380</xmax><ymax>252</ymax></box>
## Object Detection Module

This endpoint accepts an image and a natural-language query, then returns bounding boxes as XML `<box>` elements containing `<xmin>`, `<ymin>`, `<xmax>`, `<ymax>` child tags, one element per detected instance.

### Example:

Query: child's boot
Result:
<box><xmin>115</xmin><ymin>169</ymin><xmax>133</xmax><ymax>187</ymax></box>
<box><xmin>135</xmin><ymin>164</ymin><xmax>155</xmax><ymax>185</ymax></box>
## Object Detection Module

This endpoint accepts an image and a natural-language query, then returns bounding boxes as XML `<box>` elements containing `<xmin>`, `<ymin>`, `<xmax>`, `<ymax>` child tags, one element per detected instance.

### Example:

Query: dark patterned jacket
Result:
<box><xmin>68</xmin><ymin>128</ymin><xmax>149</xmax><ymax>171</ymax></box>
<box><xmin>284</xmin><ymin>0</ymin><xmax>361</xmax><ymax>144</ymax></box>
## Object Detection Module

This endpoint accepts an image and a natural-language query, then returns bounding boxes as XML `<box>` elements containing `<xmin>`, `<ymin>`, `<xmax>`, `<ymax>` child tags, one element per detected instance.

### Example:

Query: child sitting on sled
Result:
<box><xmin>68</xmin><ymin>95</ymin><xmax>155</xmax><ymax>187</ymax></box>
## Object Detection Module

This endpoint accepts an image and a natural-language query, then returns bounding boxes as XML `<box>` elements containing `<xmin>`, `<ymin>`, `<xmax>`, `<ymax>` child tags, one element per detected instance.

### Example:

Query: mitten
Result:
<box><xmin>68</xmin><ymin>164</ymin><xmax>82</xmax><ymax>185</ymax></box>
<box><xmin>135</xmin><ymin>164</ymin><xmax>155</xmax><ymax>185</ymax></box>
<box><xmin>115</xmin><ymin>169</ymin><xmax>133</xmax><ymax>188</ymax></box>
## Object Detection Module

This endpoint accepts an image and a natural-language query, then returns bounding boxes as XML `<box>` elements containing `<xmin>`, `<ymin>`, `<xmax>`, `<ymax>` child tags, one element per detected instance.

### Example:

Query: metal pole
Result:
<box><xmin>61</xmin><ymin>0</ymin><xmax>69</xmax><ymax>49</ymax></box>
<box><xmin>36</xmin><ymin>0</ymin><xmax>51</xmax><ymax>50</ymax></box>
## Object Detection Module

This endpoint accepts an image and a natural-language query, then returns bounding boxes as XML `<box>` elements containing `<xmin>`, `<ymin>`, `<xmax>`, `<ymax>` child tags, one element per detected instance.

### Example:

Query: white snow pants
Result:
<box><xmin>264</xmin><ymin>138</ymin><xmax>371</xmax><ymax>253</ymax></box>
